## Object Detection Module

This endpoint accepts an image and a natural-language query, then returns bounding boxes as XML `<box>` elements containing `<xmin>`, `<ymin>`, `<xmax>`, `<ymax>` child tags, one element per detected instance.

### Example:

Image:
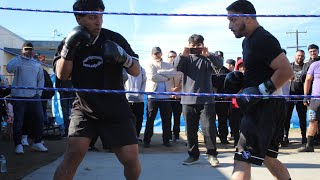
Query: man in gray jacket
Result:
<box><xmin>174</xmin><ymin>34</ymin><xmax>219</xmax><ymax>167</ymax></box>
<box><xmin>6</xmin><ymin>42</ymin><xmax>48</xmax><ymax>154</ymax></box>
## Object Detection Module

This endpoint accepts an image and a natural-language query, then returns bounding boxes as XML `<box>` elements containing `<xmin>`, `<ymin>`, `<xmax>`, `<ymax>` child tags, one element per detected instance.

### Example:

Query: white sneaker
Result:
<box><xmin>15</xmin><ymin>144</ymin><xmax>24</xmax><ymax>154</ymax></box>
<box><xmin>21</xmin><ymin>135</ymin><xmax>29</xmax><ymax>146</ymax></box>
<box><xmin>32</xmin><ymin>143</ymin><xmax>48</xmax><ymax>152</ymax></box>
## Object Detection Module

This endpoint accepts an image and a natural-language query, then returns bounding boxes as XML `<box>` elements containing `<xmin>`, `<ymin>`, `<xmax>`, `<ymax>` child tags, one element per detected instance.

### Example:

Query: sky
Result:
<box><xmin>1</xmin><ymin>0</ymin><xmax>320</xmax><ymax>67</ymax></box>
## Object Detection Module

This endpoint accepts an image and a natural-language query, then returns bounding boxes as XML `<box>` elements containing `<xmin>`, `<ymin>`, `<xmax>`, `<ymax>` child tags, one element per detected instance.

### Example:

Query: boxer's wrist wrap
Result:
<box><xmin>258</xmin><ymin>79</ymin><xmax>276</xmax><ymax>95</ymax></box>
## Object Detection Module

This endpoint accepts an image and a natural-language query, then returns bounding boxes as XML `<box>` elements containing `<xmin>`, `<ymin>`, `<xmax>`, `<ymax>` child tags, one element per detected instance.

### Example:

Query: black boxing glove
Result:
<box><xmin>224</xmin><ymin>71</ymin><xmax>244</xmax><ymax>94</ymax></box>
<box><xmin>102</xmin><ymin>40</ymin><xmax>136</xmax><ymax>68</ymax></box>
<box><xmin>236</xmin><ymin>79</ymin><xmax>277</xmax><ymax>113</ymax></box>
<box><xmin>61</xmin><ymin>26</ymin><xmax>91</xmax><ymax>61</ymax></box>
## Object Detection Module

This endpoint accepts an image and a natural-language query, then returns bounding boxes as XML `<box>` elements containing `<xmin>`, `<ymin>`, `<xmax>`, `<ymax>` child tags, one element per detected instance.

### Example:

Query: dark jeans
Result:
<box><xmin>42</xmin><ymin>100</ymin><xmax>48</xmax><ymax>124</ymax></box>
<box><xmin>13</xmin><ymin>96</ymin><xmax>44</xmax><ymax>146</ymax></box>
<box><xmin>129</xmin><ymin>102</ymin><xmax>145</xmax><ymax>137</ymax></box>
<box><xmin>170</xmin><ymin>99</ymin><xmax>182</xmax><ymax>138</ymax></box>
<box><xmin>229</xmin><ymin>108</ymin><xmax>243</xmax><ymax>144</ymax></box>
<box><xmin>215</xmin><ymin>100</ymin><xmax>230</xmax><ymax>140</ymax></box>
<box><xmin>284</xmin><ymin>100</ymin><xmax>307</xmax><ymax>138</ymax></box>
<box><xmin>60</xmin><ymin>96</ymin><xmax>73</xmax><ymax>135</ymax></box>
<box><xmin>183</xmin><ymin>104</ymin><xmax>218</xmax><ymax>158</ymax></box>
<box><xmin>144</xmin><ymin>99</ymin><xmax>172</xmax><ymax>144</ymax></box>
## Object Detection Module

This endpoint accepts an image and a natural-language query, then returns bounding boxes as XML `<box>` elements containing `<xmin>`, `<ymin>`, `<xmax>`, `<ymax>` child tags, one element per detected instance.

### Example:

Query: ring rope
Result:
<box><xmin>1</xmin><ymin>85</ymin><xmax>319</xmax><ymax>99</ymax></box>
<box><xmin>0</xmin><ymin>7</ymin><xmax>319</xmax><ymax>17</ymax></box>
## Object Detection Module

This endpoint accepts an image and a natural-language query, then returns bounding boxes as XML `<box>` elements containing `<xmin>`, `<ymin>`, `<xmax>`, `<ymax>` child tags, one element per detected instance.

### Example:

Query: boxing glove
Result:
<box><xmin>61</xmin><ymin>26</ymin><xmax>91</xmax><ymax>61</ymax></box>
<box><xmin>236</xmin><ymin>79</ymin><xmax>276</xmax><ymax>113</ymax></box>
<box><xmin>224</xmin><ymin>71</ymin><xmax>244</xmax><ymax>94</ymax></box>
<box><xmin>102</xmin><ymin>40</ymin><xmax>136</xmax><ymax>68</ymax></box>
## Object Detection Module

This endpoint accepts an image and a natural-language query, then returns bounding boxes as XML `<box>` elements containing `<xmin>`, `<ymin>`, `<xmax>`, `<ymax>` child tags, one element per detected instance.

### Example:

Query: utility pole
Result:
<box><xmin>286</xmin><ymin>30</ymin><xmax>307</xmax><ymax>51</ymax></box>
<box><xmin>53</xmin><ymin>29</ymin><xmax>62</xmax><ymax>40</ymax></box>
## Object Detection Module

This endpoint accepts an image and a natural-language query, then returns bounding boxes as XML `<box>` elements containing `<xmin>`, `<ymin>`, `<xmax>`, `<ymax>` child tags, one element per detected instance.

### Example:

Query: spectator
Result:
<box><xmin>211</xmin><ymin>52</ymin><xmax>231</xmax><ymax>144</ymax></box>
<box><xmin>0</xmin><ymin>77</ymin><xmax>11</xmax><ymax>136</ymax></box>
<box><xmin>35</xmin><ymin>54</ymin><xmax>55</xmax><ymax>123</ymax></box>
<box><xmin>228</xmin><ymin>59</ymin><xmax>244</xmax><ymax>146</ymax></box>
<box><xmin>55</xmin><ymin>77</ymin><xmax>74</xmax><ymax>137</ymax></box>
<box><xmin>166</xmin><ymin>50</ymin><xmax>183</xmax><ymax>142</ymax></box>
<box><xmin>282</xmin><ymin>50</ymin><xmax>307</xmax><ymax>146</ymax></box>
<box><xmin>174</xmin><ymin>34</ymin><xmax>220</xmax><ymax>167</ymax></box>
<box><xmin>6</xmin><ymin>42</ymin><xmax>48</xmax><ymax>154</ymax></box>
<box><xmin>144</xmin><ymin>47</ymin><xmax>175</xmax><ymax>148</ymax></box>
<box><xmin>301</xmin><ymin>44</ymin><xmax>320</xmax><ymax>145</ymax></box>
<box><xmin>125</xmin><ymin>66</ymin><xmax>147</xmax><ymax>142</ymax></box>
<box><xmin>226</xmin><ymin>59</ymin><xmax>236</xmax><ymax>72</ymax></box>
<box><xmin>297</xmin><ymin>48</ymin><xmax>320</xmax><ymax>152</ymax></box>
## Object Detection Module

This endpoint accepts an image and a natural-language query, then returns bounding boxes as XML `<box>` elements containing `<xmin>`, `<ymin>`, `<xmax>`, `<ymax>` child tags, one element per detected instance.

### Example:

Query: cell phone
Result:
<box><xmin>189</xmin><ymin>48</ymin><xmax>202</xmax><ymax>55</ymax></box>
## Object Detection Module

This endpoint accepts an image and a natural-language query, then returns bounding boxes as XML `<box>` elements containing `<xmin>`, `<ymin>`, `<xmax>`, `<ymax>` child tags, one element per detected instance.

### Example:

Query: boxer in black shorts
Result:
<box><xmin>226</xmin><ymin>1</ymin><xmax>293</xmax><ymax>179</ymax></box>
<box><xmin>53</xmin><ymin>0</ymin><xmax>141</xmax><ymax>179</ymax></box>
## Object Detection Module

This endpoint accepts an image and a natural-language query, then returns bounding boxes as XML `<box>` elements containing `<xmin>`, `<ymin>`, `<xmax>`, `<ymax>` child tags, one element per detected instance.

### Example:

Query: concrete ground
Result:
<box><xmin>23</xmin><ymin>129</ymin><xmax>320</xmax><ymax>180</ymax></box>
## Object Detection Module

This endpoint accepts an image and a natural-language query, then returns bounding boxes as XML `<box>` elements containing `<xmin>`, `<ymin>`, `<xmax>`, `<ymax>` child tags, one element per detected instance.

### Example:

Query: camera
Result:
<box><xmin>189</xmin><ymin>48</ymin><xmax>202</xmax><ymax>55</ymax></box>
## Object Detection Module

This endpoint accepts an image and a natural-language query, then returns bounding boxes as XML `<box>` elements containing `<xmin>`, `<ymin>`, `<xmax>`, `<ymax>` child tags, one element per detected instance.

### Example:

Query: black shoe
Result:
<box><xmin>220</xmin><ymin>139</ymin><xmax>230</xmax><ymax>144</ymax></box>
<box><xmin>183</xmin><ymin>156</ymin><xmax>199</xmax><ymax>165</ymax></box>
<box><xmin>281</xmin><ymin>139</ymin><xmax>289</xmax><ymax>147</ymax></box>
<box><xmin>172</xmin><ymin>136</ymin><xmax>180</xmax><ymax>143</ymax></box>
<box><xmin>297</xmin><ymin>145</ymin><xmax>314</xmax><ymax>152</ymax></box>
<box><xmin>163</xmin><ymin>142</ymin><xmax>172</xmax><ymax>147</ymax></box>
<box><xmin>143</xmin><ymin>143</ymin><xmax>150</xmax><ymax>148</ymax></box>
<box><xmin>137</xmin><ymin>138</ymin><xmax>143</xmax><ymax>143</ymax></box>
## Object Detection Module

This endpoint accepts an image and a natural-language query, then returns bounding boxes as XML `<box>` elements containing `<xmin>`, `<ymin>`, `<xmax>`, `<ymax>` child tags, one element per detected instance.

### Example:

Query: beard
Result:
<box><xmin>234</xmin><ymin>23</ymin><xmax>246</xmax><ymax>38</ymax></box>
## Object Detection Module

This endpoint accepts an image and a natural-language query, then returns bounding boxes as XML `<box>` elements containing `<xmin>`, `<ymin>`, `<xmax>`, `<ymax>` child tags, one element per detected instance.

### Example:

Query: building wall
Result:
<box><xmin>0</xmin><ymin>25</ymin><xmax>25</xmax><ymax>84</ymax></box>
<box><xmin>0</xmin><ymin>26</ymin><xmax>59</xmax><ymax>84</ymax></box>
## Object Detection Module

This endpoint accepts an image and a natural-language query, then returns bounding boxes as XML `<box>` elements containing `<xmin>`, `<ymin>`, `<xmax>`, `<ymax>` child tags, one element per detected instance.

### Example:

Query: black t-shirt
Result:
<box><xmin>53</xmin><ymin>28</ymin><xmax>138</xmax><ymax>119</ymax></box>
<box><xmin>290</xmin><ymin>62</ymin><xmax>304</xmax><ymax>94</ymax></box>
<box><xmin>211</xmin><ymin>66</ymin><xmax>230</xmax><ymax>93</ymax></box>
<box><xmin>242</xmin><ymin>26</ymin><xmax>283</xmax><ymax>87</ymax></box>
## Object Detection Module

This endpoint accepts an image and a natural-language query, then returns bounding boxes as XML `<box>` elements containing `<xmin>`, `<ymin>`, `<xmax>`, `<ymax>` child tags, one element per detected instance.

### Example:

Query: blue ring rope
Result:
<box><xmin>0</xmin><ymin>7</ymin><xmax>319</xmax><ymax>17</ymax></box>
<box><xmin>1</xmin><ymin>85</ymin><xmax>319</xmax><ymax>99</ymax></box>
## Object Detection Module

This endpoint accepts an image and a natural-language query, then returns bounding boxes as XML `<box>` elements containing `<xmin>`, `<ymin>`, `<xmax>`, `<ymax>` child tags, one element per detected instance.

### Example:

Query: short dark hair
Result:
<box><xmin>169</xmin><ymin>50</ymin><xmax>177</xmax><ymax>55</ymax></box>
<box><xmin>22</xmin><ymin>42</ymin><xmax>33</xmax><ymax>48</ymax></box>
<box><xmin>296</xmin><ymin>49</ymin><xmax>305</xmax><ymax>53</ymax></box>
<box><xmin>73</xmin><ymin>0</ymin><xmax>105</xmax><ymax>16</ymax></box>
<box><xmin>226</xmin><ymin>0</ymin><xmax>256</xmax><ymax>14</ymax></box>
<box><xmin>308</xmin><ymin>44</ymin><xmax>319</xmax><ymax>50</ymax></box>
<box><xmin>188</xmin><ymin>34</ymin><xmax>204</xmax><ymax>44</ymax></box>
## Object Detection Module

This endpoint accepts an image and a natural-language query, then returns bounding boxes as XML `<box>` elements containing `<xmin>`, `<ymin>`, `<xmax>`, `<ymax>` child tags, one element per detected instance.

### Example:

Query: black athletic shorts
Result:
<box><xmin>68</xmin><ymin>99</ymin><xmax>138</xmax><ymax>147</ymax></box>
<box><xmin>234</xmin><ymin>98</ymin><xmax>285</xmax><ymax>166</ymax></box>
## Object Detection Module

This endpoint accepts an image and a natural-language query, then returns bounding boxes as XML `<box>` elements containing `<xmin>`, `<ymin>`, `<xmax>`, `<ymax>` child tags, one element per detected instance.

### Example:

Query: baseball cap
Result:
<box><xmin>226</xmin><ymin>59</ymin><xmax>236</xmax><ymax>66</ymax></box>
<box><xmin>214</xmin><ymin>51</ymin><xmax>224</xmax><ymax>58</ymax></box>
<box><xmin>152</xmin><ymin>47</ymin><xmax>162</xmax><ymax>54</ymax></box>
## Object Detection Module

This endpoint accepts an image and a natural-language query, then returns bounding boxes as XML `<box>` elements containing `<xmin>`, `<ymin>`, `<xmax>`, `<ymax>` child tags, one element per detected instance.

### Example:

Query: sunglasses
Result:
<box><xmin>168</xmin><ymin>56</ymin><xmax>177</xmax><ymax>58</ymax></box>
<box><xmin>23</xmin><ymin>47</ymin><xmax>33</xmax><ymax>51</ymax></box>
